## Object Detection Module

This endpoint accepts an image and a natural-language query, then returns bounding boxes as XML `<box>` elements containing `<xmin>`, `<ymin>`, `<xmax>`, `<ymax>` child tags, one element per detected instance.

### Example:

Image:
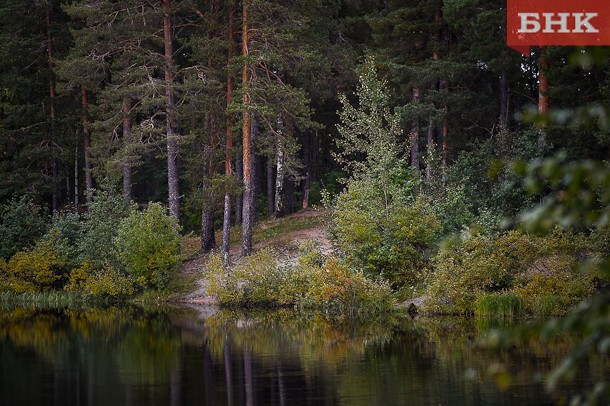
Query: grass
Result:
<box><xmin>130</xmin><ymin>272</ymin><xmax>200</xmax><ymax>304</ymax></box>
<box><xmin>0</xmin><ymin>290</ymin><xmax>85</xmax><ymax>308</ymax></box>
<box><xmin>230</xmin><ymin>210</ymin><xmax>328</xmax><ymax>245</ymax></box>
<box><xmin>532</xmin><ymin>295</ymin><xmax>565</xmax><ymax>317</ymax></box>
<box><xmin>475</xmin><ymin>292</ymin><xmax>524</xmax><ymax>319</ymax></box>
<box><xmin>181</xmin><ymin>209</ymin><xmax>329</xmax><ymax>257</ymax></box>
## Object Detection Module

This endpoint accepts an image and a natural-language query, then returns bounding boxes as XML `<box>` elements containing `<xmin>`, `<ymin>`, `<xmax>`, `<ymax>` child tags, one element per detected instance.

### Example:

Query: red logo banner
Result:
<box><xmin>507</xmin><ymin>0</ymin><xmax>610</xmax><ymax>55</ymax></box>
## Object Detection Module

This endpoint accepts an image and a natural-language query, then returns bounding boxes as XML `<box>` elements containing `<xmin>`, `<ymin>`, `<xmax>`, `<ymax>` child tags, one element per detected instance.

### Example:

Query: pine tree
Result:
<box><xmin>0</xmin><ymin>0</ymin><xmax>73</xmax><ymax>208</ymax></box>
<box><xmin>62</xmin><ymin>0</ymin><xmax>185</xmax><ymax>216</ymax></box>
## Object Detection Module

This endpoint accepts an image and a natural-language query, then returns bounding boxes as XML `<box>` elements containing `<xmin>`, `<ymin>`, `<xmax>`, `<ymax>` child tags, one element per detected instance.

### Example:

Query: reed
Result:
<box><xmin>0</xmin><ymin>290</ymin><xmax>84</xmax><ymax>308</ymax></box>
<box><xmin>475</xmin><ymin>292</ymin><xmax>524</xmax><ymax>319</ymax></box>
<box><xmin>531</xmin><ymin>294</ymin><xmax>564</xmax><ymax>317</ymax></box>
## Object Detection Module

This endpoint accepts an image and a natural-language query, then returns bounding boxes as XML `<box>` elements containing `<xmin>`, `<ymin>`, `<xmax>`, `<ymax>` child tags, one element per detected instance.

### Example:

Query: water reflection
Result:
<box><xmin>0</xmin><ymin>306</ymin><xmax>607</xmax><ymax>405</ymax></box>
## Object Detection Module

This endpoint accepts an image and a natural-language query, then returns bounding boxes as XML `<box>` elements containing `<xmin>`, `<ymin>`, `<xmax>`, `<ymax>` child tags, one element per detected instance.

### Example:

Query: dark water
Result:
<box><xmin>0</xmin><ymin>306</ymin><xmax>607</xmax><ymax>406</ymax></box>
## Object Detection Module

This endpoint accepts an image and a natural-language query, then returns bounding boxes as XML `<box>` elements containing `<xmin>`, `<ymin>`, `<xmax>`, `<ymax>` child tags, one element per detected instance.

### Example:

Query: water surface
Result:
<box><xmin>0</xmin><ymin>306</ymin><xmax>606</xmax><ymax>405</ymax></box>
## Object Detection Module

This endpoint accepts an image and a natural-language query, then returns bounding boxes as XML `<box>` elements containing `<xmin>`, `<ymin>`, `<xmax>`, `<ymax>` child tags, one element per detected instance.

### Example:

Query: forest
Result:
<box><xmin>2</xmin><ymin>1</ymin><xmax>610</xmax><ymax>402</ymax></box>
<box><xmin>1</xmin><ymin>1</ymin><xmax>610</xmax><ymax>311</ymax></box>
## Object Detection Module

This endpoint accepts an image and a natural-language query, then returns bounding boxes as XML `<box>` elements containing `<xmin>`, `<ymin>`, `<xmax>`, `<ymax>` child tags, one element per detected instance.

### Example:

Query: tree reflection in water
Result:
<box><xmin>0</xmin><ymin>306</ymin><xmax>607</xmax><ymax>405</ymax></box>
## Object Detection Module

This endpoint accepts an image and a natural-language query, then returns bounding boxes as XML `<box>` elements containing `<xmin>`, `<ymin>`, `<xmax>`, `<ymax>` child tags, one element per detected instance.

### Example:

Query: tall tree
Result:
<box><xmin>0</xmin><ymin>0</ymin><xmax>74</xmax><ymax>208</ymax></box>
<box><xmin>163</xmin><ymin>0</ymin><xmax>180</xmax><ymax>221</ymax></box>
<box><xmin>241</xmin><ymin>0</ymin><xmax>253</xmax><ymax>256</ymax></box>
<box><xmin>222</xmin><ymin>0</ymin><xmax>236</xmax><ymax>265</ymax></box>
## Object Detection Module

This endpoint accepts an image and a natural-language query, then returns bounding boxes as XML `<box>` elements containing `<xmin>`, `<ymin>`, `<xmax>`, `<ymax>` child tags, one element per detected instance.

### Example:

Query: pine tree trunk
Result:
<box><xmin>82</xmin><ymin>86</ymin><xmax>93</xmax><ymax>212</ymax></box>
<box><xmin>122</xmin><ymin>97</ymin><xmax>132</xmax><ymax>203</ymax></box>
<box><xmin>250</xmin><ymin>116</ymin><xmax>258</xmax><ymax>226</ymax></box>
<box><xmin>222</xmin><ymin>0</ymin><xmax>235</xmax><ymax>265</ymax></box>
<box><xmin>409</xmin><ymin>87</ymin><xmax>420</xmax><ymax>171</ymax></box>
<box><xmin>74</xmin><ymin>144</ymin><xmax>79</xmax><ymax>208</ymax></box>
<box><xmin>285</xmin><ymin>178</ymin><xmax>294</xmax><ymax>214</ymax></box>
<box><xmin>301</xmin><ymin>132</ymin><xmax>311</xmax><ymax>210</ymax></box>
<box><xmin>201</xmin><ymin>197</ymin><xmax>216</xmax><ymax>253</ymax></box>
<box><xmin>538</xmin><ymin>48</ymin><xmax>549</xmax><ymax>147</ymax></box>
<box><xmin>235</xmin><ymin>151</ymin><xmax>243</xmax><ymax>225</ymax></box>
<box><xmin>47</xmin><ymin>6</ymin><xmax>59</xmax><ymax>212</ymax></box>
<box><xmin>499</xmin><ymin>72</ymin><xmax>508</xmax><ymax>132</ymax></box>
<box><xmin>241</xmin><ymin>0</ymin><xmax>253</xmax><ymax>256</ymax></box>
<box><xmin>163</xmin><ymin>0</ymin><xmax>180</xmax><ymax>221</ymax></box>
<box><xmin>425</xmin><ymin>116</ymin><xmax>435</xmax><ymax>183</ymax></box>
<box><xmin>440</xmin><ymin>80</ymin><xmax>448</xmax><ymax>172</ymax></box>
<box><xmin>274</xmin><ymin>137</ymin><xmax>284</xmax><ymax>217</ymax></box>
<box><xmin>266</xmin><ymin>156</ymin><xmax>274</xmax><ymax>216</ymax></box>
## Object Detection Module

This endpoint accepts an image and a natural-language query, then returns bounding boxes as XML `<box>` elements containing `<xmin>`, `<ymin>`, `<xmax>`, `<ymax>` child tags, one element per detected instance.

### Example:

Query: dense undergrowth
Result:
<box><xmin>0</xmin><ymin>192</ymin><xmax>181</xmax><ymax>304</ymax></box>
<box><xmin>205</xmin><ymin>244</ymin><xmax>394</xmax><ymax>318</ymax></box>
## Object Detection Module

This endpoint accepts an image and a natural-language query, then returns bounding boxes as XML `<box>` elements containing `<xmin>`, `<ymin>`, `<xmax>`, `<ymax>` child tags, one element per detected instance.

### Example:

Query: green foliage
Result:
<box><xmin>296</xmin><ymin>248</ymin><xmax>395</xmax><ymax>318</ymax></box>
<box><xmin>515</xmin><ymin>157</ymin><xmax>610</xmax><ymax>233</ymax></box>
<box><xmin>425</xmin><ymin>229</ymin><xmax>600</xmax><ymax>315</ymax></box>
<box><xmin>206</xmin><ymin>248</ymin><xmax>284</xmax><ymax>307</ymax></box>
<box><xmin>0</xmin><ymin>195</ymin><xmax>47</xmax><ymax>260</ymax></box>
<box><xmin>114</xmin><ymin>203</ymin><xmax>181</xmax><ymax>290</ymax></box>
<box><xmin>2</xmin><ymin>239</ymin><xmax>68</xmax><ymax>293</ymax></box>
<box><xmin>335</xmin><ymin>56</ymin><xmax>406</xmax><ymax>182</ymax></box>
<box><xmin>443</xmin><ymin>129</ymin><xmax>542</xmax><ymax>234</ymax></box>
<box><xmin>332</xmin><ymin>178</ymin><xmax>441</xmax><ymax>287</ymax></box>
<box><xmin>425</xmin><ymin>182</ymin><xmax>475</xmax><ymax>235</ymax></box>
<box><xmin>205</xmin><ymin>246</ymin><xmax>394</xmax><ymax>318</ymax></box>
<box><xmin>475</xmin><ymin>292</ymin><xmax>524</xmax><ymax>319</ymax></box>
<box><xmin>333</xmin><ymin>58</ymin><xmax>440</xmax><ymax>287</ymax></box>
<box><xmin>78</xmin><ymin>190</ymin><xmax>130</xmax><ymax>268</ymax></box>
<box><xmin>43</xmin><ymin>211</ymin><xmax>83</xmax><ymax>270</ymax></box>
<box><xmin>64</xmin><ymin>262</ymin><xmax>135</xmax><ymax>302</ymax></box>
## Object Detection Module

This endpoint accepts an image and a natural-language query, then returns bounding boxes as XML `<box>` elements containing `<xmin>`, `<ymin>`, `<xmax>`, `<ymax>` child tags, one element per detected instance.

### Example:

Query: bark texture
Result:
<box><xmin>82</xmin><ymin>86</ymin><xmax>93</xmax><ymax>212</ymax></box>
<box><xmin>222</xmin><ymin>0</ymin><xmax>235</xmax><ymax>265</ymax></box>
<box><xmin>241</xmin><ymin>0</ymin><xmax>253</xmax><ymax>256</ymax></box>
<box><xmin>409</xmin><ymin>87</ymin><xmax>420</xmax><ymax>170</ymax></box>
<box><xmin>122</xmin><ymin>97</ymin><xmax>132</xmax><ymax>203</ymax></box>
<box><xmin>163</xmin><ymin>0</ymin><xmax>180</xmax><ymax>221</ymax></box>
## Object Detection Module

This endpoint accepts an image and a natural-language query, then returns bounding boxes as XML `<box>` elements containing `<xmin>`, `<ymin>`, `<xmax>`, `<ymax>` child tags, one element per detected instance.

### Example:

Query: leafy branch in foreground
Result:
<box><xmin>502</xmin><ymin>157</ymin><xmax>610</xmax><ymax>405</ymax></box>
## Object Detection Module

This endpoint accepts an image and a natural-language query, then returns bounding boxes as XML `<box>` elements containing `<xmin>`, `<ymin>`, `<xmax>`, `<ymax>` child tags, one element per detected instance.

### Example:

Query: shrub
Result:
<box><xmin>114</xmin><ymin>203</ymin><xmax>181</xmax><ymax>290</ymax></box>
<box><xmin>4</xmin><ymin>239</ymin><xmax>68</xmax><ymax>292</ymax></box>
<box><xmin>43</xmin><ymin>211</ymin><xmax>83</xmax><ymax>270</ymax></box>
<box><xmin>0</xmin><ymin>195</ymin><xmax>48</xmax><ymax>260</ymax></box>
<box><xmin>78</xmin><ymin>190</ymin><xmax>130</xmax><ymax>268</ymax></box>
<box><xmin>205</xmin><ymin>246</ymin><xmax>394</xmax><ymax>317</ymax></box>
<box><xmin>425</xmin><ymin>231</ymin><xmax>536</xmax><ymax>314</ymax></box>
<box><xmin>206</xmin><ymin>249</ymin><xmax>284</xmax><ymax>306</ymax></box>
<box><xmin>332</xmin><ymin>178</ymin><xmax>441</xmax><ymax>288</ymax></box>
<box><xmin>65</xmin><ymin>262</ymin><xmax>135</xmax><ymax>302</ymax></box>
<box><xmin>298</xmin><ymin>255</ymin><xmax>394</xmax><ymax>317</ymax></box>
<box><xmin>513</xmin><ymin>262</ymin><xmax>596</xmax><ymax>316</ymax></box>
<box><xmin>425</xmin><ymin>229</ymin><xmax>600</xmax><ymax>315</ymax></box>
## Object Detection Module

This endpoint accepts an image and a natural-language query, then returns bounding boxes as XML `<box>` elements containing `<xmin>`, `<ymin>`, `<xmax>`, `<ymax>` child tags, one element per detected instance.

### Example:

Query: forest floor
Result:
<box><xmin>173</xmin><ymin>208</ymin><xmax>333</xmax><ymax>305</ymax></box>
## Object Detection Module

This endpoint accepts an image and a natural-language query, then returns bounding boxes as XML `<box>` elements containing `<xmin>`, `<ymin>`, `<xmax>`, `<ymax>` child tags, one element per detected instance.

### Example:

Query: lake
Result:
<box><xmin>0</xmin><ymin>305</ymin><xmax>607</xmax><ymax>405</ymax></box>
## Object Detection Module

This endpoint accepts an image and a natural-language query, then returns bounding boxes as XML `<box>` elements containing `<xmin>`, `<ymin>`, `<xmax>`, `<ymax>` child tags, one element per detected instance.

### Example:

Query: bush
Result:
<box><xmin>205</xmin><ymin>246</ymin><xmax>394</xmax><ymax>317</ymax></box>
<box><xmin>65</xmin><ymin>262</ymin><xmax>135</xmax><ymax>302</ymax></box>
<box><xmin>3</xmin><ymin>239</ymin><xmax>68</xmax><ymax>292</ymax></box>
<box><xmin>514</xmin><ymin>263</ymin><xmax>596</xmax><ymax>316</ymax></box>
<box><xmin>0</xmin><ymin>195</ymin><xmax>48</xmax><ymax>260</ymax></box>
<box><xmin>206</xmin><ymin>248</ymin><xmax>284</xmax><ymax>306</ymax></box>
<box><xmin>114</xmin><ymin>203</ymin><xmax>181</xmax><ymax>290</ymax></box>
<box><xmin>298</xmin><ymin>255</ymin><xmax>394</xmax><ymax>317</ymax></box>
<box><xmin>424</xmin><ymin>229</ymin><xmax>600</xmax><ymax>315</ymax></box>
<box><xmin>43</xmin><ymin>211</ymin><xmax>83</xmax><ymax>270</ymax></box>
<box><xmin>78</xmin><ymin>190</ymin><xmax>130</xmax><ymax>268</ymax></box>
<box><xmin>332</xmin><ymin>178</ymin><xmax>441</xmax><ymax>288</ymax></box>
